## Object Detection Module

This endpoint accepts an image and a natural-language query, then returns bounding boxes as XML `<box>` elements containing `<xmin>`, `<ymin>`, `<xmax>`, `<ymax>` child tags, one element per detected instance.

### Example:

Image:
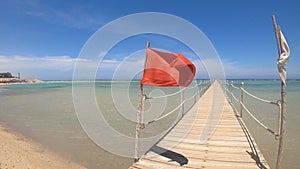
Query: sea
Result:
<box><xmin>0</xmin><ymin>80</ymin><xmax>299</xmax><ymax>169</ymax></box>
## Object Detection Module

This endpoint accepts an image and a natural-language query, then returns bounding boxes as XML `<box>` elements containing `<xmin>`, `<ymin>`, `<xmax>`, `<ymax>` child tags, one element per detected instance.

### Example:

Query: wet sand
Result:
<box><xmin>0</xmin><ymin>124</ymin><xmax>85</xmax><ymax>169</ymax></box>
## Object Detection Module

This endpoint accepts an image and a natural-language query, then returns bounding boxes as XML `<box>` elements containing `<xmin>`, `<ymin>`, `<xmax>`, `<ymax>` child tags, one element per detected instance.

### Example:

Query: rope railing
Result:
<box><xmin>147</xmin><ymin>81</ymin><xmax>201</xmax><ymax>99</ymax></box>
<box><xmin>240</xmin><ymin>102</ymin><xmax>277</xmax><ymax>135</ymax></box>
<box><xmin>241</xmin><ymin>87</ymin><xmax>280</xmax><ymax>106</ymax></box>
<box><xmin>146</xmin><ymin>87</ymin><xmax>186</xmax><ymax>99</ymax></box>
<box><xmin>226</xmin><ymin>81</ymin><xmax>281</xmax><ymax>138</ymax></box>
<box><xmin>229</xmin><ymin>81</ymin><xmax>280</xmax><ymax>106</ymax></box>
<box><xmin>231</xmin><ymin>84</ymin><xmax>240</xmax><ymax>89</ymax></box>
<box><xmin>230</xmin><ymin>90</ymin><xmax>240</xmax><ymax>103</ymax></box>
<box><xmin>231</xmin><ymin>83</ymin><xmax>240</xmax><ymax>89</ymax></box>
<box><xmin>190</xmin><ymin>80</ymin><xmax>202</xmax><ymax>89</ymax></box>
<box><xmin>134</xmin><ymin>80</ymin><xmax>211</xmax><ymax>162</ymax></box>
<box><xmin>145</xmin><ymin>89</ymin><xmax>200</xmax><ymax>125</ymax></box>
<box><xmin>142</xmin><ymin>80</ymin><xmax>211</xmax><ymax>126</ymax></box>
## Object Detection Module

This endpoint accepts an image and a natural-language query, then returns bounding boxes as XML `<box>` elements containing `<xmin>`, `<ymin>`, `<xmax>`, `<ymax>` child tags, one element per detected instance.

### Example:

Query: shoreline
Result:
<box><xmin>0</xmin><ymin>124</ymin><xmax>86</xmax><ymax>169</ymax></box>
<box><xmin>0</xmin><ymin>78</ymin><xmax>43</xmax><ymax>86</ymax></box>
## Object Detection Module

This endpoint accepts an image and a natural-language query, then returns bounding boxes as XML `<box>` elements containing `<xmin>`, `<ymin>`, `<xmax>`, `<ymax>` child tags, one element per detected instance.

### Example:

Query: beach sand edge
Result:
<box><xmin>0</xmin><ymin>124</ymin><xmax>86</xmax><ymax>169</ymax></box>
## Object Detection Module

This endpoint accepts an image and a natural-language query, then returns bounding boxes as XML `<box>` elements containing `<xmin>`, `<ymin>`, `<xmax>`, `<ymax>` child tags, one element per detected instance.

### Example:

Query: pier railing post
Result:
<box><xmin>272</xmin><ymin>15</ymin><xmax>288</xmax><ymax>169</ymax></box>
<box><xmin>135</xmin><ymin>84</ymin><xmax>144</xmax><ymax>162</ymax></box>
<box><xmin>240</xmin><ymin>82</ymin><xmax>244</xmax><ymax>117</ymax></box>
<box><xmin>276</xmin><ymin>81</ymin><xmax>286</xmax><ymax>169</ymax></box>
<box><xmin>134</xmin><ymin>41</ymin><xmax>150</xmax><ymax>162</ymax></box>
<box><xmin>230</xmin><ymin>81</ymin><xmax>233</xmax><ymax>103</ymax></box>
<box><xmin>225</xmin><ymin>80</ymin><xmax>228</xmax><ymax>98</ymax></box>
<box><xmin>181</xmin><ymin>87</ymin><xmax>185</xmax><ymax>116</ymax></box>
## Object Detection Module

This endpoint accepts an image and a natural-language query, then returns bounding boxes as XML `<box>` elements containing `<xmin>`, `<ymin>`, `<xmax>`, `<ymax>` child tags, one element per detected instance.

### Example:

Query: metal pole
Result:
<box><xmin>240</xmin><ymin>82</ymin><xmax>244</xmax><ymax>117</ymax></box>
<box><xmin>134</xmin><ymin>41</ymin><xmax>150</xmax><ymax>162</ymax></box>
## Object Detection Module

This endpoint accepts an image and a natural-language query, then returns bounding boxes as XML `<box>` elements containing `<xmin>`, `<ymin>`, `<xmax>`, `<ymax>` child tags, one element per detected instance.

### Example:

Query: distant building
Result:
<box><xmin>0</xmin><ymin>72</ymin><xmax>14</xmax><ymax>78</ymax></box>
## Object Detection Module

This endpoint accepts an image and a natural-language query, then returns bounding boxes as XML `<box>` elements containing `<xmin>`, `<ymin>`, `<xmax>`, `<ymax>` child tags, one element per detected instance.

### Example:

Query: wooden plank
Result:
<box><xmin>129</xmin><ymin>81</ymin><xmax>270</xmax><ymax>169</ymax></box>
<box><xmin>133</xmin><ymin>158</ymin><xmax>267</xmax><ymax>169</ymax></box>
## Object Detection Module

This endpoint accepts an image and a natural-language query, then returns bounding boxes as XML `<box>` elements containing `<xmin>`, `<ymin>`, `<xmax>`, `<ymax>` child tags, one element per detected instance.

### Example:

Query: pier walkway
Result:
<box><xmin>129</xmin><ymin>81</ymin><xmax>269</xmax><ymax>169</ymax></box>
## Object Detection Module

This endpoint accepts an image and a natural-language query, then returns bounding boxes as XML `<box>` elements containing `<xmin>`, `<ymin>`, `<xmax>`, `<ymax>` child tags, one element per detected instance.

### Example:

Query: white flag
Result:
<box><xmin>277</xmin><ymin>30</ymin><xmax>290</xmax><ymax>84</ymax></box>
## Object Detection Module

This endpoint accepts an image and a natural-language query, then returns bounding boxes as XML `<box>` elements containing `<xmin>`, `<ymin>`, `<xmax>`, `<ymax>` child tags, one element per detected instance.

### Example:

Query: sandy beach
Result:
<box><xmin>0</xmin><ymin>124</ymin><xmax>86</xmax><ymax>169</ymax></box>
<box><xmin>0</xmin><ymin>78</ymin><xmax>44</xmax><ymax>86</ymax></box>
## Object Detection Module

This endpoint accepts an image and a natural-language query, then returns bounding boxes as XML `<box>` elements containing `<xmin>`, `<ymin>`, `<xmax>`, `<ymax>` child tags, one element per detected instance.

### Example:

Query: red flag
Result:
<box><xmin>141</xmin><ymin>48</ymin><xmax>196</xmax><ymax>87</ymax></box>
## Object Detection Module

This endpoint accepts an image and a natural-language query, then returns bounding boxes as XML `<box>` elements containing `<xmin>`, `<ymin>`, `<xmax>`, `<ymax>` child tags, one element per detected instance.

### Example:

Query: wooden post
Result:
<box><xmin>273</xmin><ymin>15</ymin><xmax>283</xmax><ymax>139</ymax></box>
<box><xmin>240</xmin><ymin>82</ymin><xmax>244</xmax><ymax>118</ymax></box>
<box><xmin>134</xmin><ymin>41</ymin><xmax>150</xmax><ymax>162</ymax></box>
<box><xmin>225</xmin><ymin>80</ymin><xmax>228</xmax><ymax>98</ymax></box>
<box><xmin>276</xmin><ymin>79</ymin><xmax>286</xmax><ymax>169</ymax></box>
<box><xmin>230</xmin><ymin>81</ymin><xmax>233</xmax><ymax>103</ymax></box>
<box><xmin>181</xmin><ymin>87</ymin><xmax>185</xmax><ymax>116</ymax></box>
<box><xmin>273</xmin><ymin>15</ymin><xmax>287</xmax><ymax>169</ymax></box>
<box><xmin>272</xmin><ymin>15</ymin><xmax>282</xmax><ymax>56</ymax></box>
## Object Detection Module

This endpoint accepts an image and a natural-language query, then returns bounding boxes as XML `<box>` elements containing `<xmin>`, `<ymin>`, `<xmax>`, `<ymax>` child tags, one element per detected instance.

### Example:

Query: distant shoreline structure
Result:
<box><xmin>0</xmin><ymin>78</ymin><xmax>43</xmax><ymax>86</ymax></box>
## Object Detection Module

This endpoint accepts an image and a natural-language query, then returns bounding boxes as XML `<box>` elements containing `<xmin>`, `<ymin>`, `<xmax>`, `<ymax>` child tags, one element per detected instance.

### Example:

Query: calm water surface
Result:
<box><xmin>0</xmin><ymin>80</ymin><xmax>299</xmax><ymax>168</ymax></box>
<box><xmin>0</xmin><ymin>80</ymin><xmax>200</xmax><ymax>169</ymax></box>
<box><xmin>229</xmin><ymin>80</ymin><xmax>300</xmax><ymax>169</ymax></box>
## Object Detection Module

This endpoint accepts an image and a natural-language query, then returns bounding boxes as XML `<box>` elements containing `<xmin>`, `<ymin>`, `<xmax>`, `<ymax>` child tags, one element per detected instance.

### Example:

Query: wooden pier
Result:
<box><xmin>129</xmin><ymin>81</ymin><xmax>269</xmax><ymax>169</ymax></box>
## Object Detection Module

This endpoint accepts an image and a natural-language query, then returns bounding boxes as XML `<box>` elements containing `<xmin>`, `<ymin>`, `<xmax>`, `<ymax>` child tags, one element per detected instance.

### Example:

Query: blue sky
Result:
<box><xmin>0</xmin><ymin>0</ymin><xmax>299</xmax><ymax>80</ymax></box>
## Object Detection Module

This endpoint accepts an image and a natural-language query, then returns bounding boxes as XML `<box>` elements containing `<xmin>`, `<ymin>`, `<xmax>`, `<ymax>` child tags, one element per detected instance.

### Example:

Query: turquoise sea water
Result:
<box><xmin>0</xmin><ymin>80</ymin><xmax>299</xmax><ymax>168</ymax></box>
<box><xmin>228</xmin><ymin>80</ymin><xmax>300</xmax><ymax>169</ymax></box>
<box><xmin>0</xmin><ymin>80</ymin><xmax>203</xmax><ymax>169</ymax></box>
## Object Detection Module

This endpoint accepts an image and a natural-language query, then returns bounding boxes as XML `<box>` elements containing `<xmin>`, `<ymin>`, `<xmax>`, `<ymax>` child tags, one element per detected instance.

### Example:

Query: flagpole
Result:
<box><xmin>272</xmin><ymin>15</ymin><xmax>286</xmax><ymax>169</ymax></box>
<box><xmin>134</xmin><ymin>41</ymin><xmax>150</xmax><ymax>162</ymax></box>
<box><xmin>272</xmin><ymin>15</ymin><xmax>283</xmax><ymax>139</ymax></box>
<box><xmin>272</xmin><ymin>15</ymin><xmax>281</xmax><ymax>55</ymax></box>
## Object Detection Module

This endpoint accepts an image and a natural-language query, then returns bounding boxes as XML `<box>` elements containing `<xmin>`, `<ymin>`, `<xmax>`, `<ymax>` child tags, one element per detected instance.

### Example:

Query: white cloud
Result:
<box><xmin>97</xmin><ymin>52</ymin><xmax>145</xmax><ymax>79</ymax></box>
<box><xmin>213</xmin><ymin>58</ymin><xmax>278</xmax><ymax>79</ymax></box>
<box><xmin>0</xmin><ymin>55</ymin><xmax>77</xmax><ymax>70</ymax></box>
<box><xmin>0</xmin><ymin>54</ymin><xmax>288</xmax><ymax>80</ymax></box>
<box><xmin>0</xmin><ymin>54</ymin><xmax>144</xmax><ymax>80</ymax></box>
<box><xmin>0</xmin><ymin>55</ymin><xmax>79</xmax><ymax>79</ymax></box>
<box><xmin>98</xmin><ymin>51</ymin><xmax>107</xmax><ymax>58</ymax></box>
<box><xmin>191</xmin><ymin>58</ymin><xmax>280</xmax><ymax>79</ymax></box>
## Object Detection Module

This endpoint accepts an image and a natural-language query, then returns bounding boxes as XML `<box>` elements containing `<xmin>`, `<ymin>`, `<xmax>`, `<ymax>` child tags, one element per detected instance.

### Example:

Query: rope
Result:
<box><xmin>241</xmin><ymin>88</ymin><xmax>279</xmax><ymax>106</ymax></box>
<box><xmin>192</xmin><ymin>81</ymin><xmax>202</xmax><ymax>88</ymax></box>
<box><xmin>145</xmin><ymin>100</ymin><xmax>183</xmax><ymax>125</ymax></box>
<box><xmin>142</xmin><ymin>80</ymin><xmax>211</xmax><ymax>126</ymax></box>
<box><xmin>225</xmin><ymin>88</ymin><xmax>232</xmax><ymax>97</ymax></box>
<box><xmin>203</xmin><ymin>82</ymin><xmax>211</xmax><ymax>90</ymax></box>
<box><xmin>231</xmin><ymin>83</ymin><xmax>240</xmax><ymax>89</ymax></box>
<box><xmin>226</xmin><ymin>81</ymin><xmax>280</xmax><ymax>138</ymax></box>
<box><xmin>240</xmin><ymin>102</ymin><xmax>277</xmax><ymax>136</ymax></box>
<box><xmin>147</xmin><ymin>81</ymin><xmax>201</xmax><ymax>100</ymax></box>
<box><xmin>231</xmin><ymin>92</ymin><xmax>240</xmax><ymax>102</ymax></box>
<box><xmin>229</xmin><ymin>82</ymin><xmax>279</xmax><ymax>106</ymax></box>
<box><xmin>147</xmin><ymin>87</ymin><xmax>186</xmax><ymax>99</ymax></box>
<box><xmin>228</xmin><ymin>84</ymin><xmax>279</xmax><ymax>137</ymax></box>
<box><xmin>228</xmin><ymin>98</ymin><xmax>240</xmax><ymax>117</ymax></box>
<box><xmin>145</xmin><ymin>88</ymin><xmax>200</xmax><ymax>125</ymax></box>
